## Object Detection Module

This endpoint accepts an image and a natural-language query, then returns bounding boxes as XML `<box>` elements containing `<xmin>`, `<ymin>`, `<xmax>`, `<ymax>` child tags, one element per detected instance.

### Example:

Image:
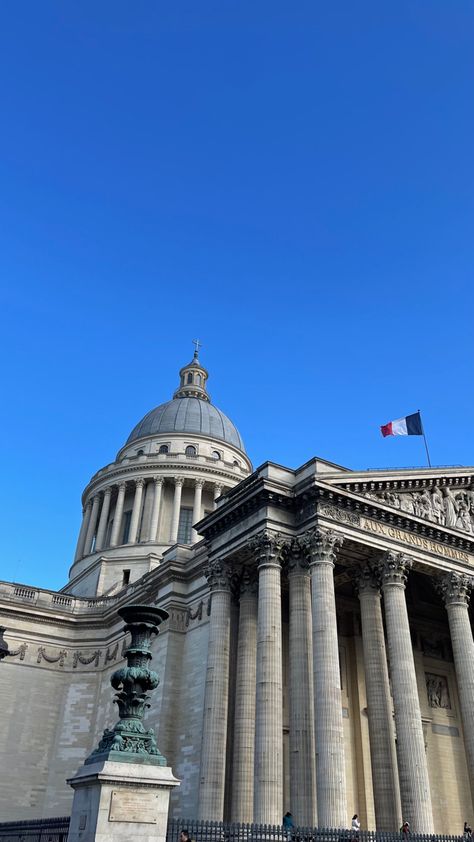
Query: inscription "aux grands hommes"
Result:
<box><xmin>361</xmin><ymin>517</ymin><xmax>471</xmax><ymax>564</ymax></box>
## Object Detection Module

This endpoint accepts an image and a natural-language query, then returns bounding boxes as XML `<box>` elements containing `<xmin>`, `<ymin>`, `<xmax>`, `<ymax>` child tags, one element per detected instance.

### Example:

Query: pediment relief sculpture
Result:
<box><xmin>362</xmin><ymin>485</ymin><xmax>474</xmax><ymax>535</ymax></box>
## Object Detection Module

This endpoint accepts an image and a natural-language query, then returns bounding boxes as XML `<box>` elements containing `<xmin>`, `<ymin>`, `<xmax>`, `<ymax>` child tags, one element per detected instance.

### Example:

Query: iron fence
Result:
<box><xmin>0</xmin><ymin>817</ymin><xmax>70</xmax><ymax>842</ymax></box>
<box><xmin>166</xmin><ymin>819</ymin><xmax>464</xmax><ymax>842</ymax></box>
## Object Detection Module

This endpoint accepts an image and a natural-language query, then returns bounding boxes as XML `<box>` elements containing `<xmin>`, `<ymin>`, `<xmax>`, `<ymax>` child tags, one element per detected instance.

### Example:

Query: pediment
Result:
<box><xmin>338</xmin><ymin>474</ymin><xmax>474</xmax><ymax>536</ymax></box>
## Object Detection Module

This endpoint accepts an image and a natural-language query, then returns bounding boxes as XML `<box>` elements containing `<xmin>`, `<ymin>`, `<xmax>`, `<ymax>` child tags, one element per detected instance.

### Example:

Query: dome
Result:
<box><xmin>126</xmin><ymin>397</ymin><xmax>246</xmax><ymax>452</ymax></box>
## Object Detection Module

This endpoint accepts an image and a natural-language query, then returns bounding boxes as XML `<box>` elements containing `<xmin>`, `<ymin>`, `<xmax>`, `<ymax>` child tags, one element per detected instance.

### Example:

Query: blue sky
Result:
<box><xmin>0</xmin><ymin>1</ymin><xmax>473</xmax><ymax>590</ymax></box>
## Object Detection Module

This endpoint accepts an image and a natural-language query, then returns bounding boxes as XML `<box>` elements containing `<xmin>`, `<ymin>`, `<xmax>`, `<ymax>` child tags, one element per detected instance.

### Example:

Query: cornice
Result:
<box><xmin>336</xmin><ymin>474</ymin><xmax>474</xmax><ymax>496</ymax></box>
<box><xmin>197</xmin><ymin>478</ymin><xmax>294</xmax><ymax>541</ymax></box>
<box><xmin>83</xmin><ymin>461</ymin><xmax>243</xmax><ymax>502</ymax></box>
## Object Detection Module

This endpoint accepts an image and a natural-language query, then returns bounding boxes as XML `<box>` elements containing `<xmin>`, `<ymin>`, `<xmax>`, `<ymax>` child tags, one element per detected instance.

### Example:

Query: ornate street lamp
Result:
<box><xmin>87</xmin><ymin>604</ymin><xmax>169</xmax><ymax>766</ymax></box>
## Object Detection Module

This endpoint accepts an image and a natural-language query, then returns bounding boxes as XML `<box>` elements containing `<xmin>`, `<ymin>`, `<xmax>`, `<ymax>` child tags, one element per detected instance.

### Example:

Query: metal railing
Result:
<box><xmin>166</xmin><ymin>820</ymin><xmax>463</xmax><ymax>842</ymax></box>
<box><xmin>0</xmin><ymin>817</ymin><xmax>70</xmax><ymax>842</ymax></box>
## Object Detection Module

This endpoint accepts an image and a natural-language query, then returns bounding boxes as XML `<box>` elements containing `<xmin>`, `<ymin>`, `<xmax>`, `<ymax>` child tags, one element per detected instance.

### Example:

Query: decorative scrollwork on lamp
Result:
<box><xmin>87</xmin><ymin>604</ymin><xmax>169</xmax><ymax>766</ymax></box>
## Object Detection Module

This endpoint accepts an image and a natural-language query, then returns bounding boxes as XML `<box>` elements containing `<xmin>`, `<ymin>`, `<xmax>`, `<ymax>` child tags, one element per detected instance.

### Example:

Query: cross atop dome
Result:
<box><xmin>192</xmin><ymin>338</ymin><xmax>202</xmax><ymax>359</ymax></box>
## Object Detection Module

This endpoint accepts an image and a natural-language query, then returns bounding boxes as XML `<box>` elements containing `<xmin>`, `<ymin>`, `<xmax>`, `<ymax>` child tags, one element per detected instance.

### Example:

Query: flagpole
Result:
<box><xmin>418</xmin><ymin>409</ymin><xmax>432</xmax><ymax>468</ymax></box>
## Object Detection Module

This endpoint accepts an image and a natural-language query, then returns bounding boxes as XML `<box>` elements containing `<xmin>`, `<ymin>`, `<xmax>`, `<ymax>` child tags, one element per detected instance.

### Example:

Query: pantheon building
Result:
<box><xmin>1</xmin><ymin>349</ymin><xmax>474</xmax><ymax>835</ymax></box>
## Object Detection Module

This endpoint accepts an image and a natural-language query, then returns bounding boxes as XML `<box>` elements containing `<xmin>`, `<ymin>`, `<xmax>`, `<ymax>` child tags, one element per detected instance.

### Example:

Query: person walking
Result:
<box><xmin>351</xmin><ymin>815</ymin><xmax>360</xmax><ymax>841</ymax></box>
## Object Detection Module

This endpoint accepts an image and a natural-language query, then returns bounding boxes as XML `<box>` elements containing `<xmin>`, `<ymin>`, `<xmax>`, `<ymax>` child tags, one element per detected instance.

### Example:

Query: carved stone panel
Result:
<box><xmin>362</xmin><ymin>484</ymin><xmax>474</xmax><ymax>535</ymax></box>
<box><xmin>426</xmin><ymin>673</ymin><xmax>451</xmax><ymax>710</ymax></box>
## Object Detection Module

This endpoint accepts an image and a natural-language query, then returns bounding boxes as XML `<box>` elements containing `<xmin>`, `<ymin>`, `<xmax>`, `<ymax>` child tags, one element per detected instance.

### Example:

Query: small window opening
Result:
<box><xmin>122</xmin><ymin>511</ymin><xmax>132</xmax><ymax>544</ymax></box>
<box><xmin>196</xmin><ymin>373</ymin><xmax>202</xmax><ymax>385</ymax></box>
<box><xmin>185</xmin><ymin>445</ymin><xmax>197</xmax><ymax>456</ymax></box>
<box><xmin>122</xmin><ymin>569</ymin><xmax>131</xmax><ymax>586</ymax></box>
<box><xmin>211</xmin><ymin>450</ymin><xmax>220</xmax><ymax>460</ymax></box>
<box><xmin>177</xmin><ymin>508</ymin><xmax>193</xmax><ymax>544</ymax></box>
<box><xmin>187</xmin><ymin>372</ymin><xmax>193</xmax><ymax>384</ymax></box>
<box><xmin>159</xmin><ymin>444</ymin><xmax>169</xmax><ymax>454</ymax></box>
<box><xmin>137</xmin><ymin>449</ymin><xmax>144</xmax><ymax>456</ymax></box>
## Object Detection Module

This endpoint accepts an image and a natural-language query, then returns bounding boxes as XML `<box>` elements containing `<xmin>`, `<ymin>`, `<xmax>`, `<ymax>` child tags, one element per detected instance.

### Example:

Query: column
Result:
<box><xmin>355</xmin><ymin>566</ymin><xmax>401</xmax><ymax>831</ymax></box>
<box><xmin>148</xmin><ymin>477</ymin><xmax>164</xmax><ymax>541</ymax></box>
<box><xmin>198</xmin><ymin>558</ymin><xmax>232</xmax><ymax>820</ymax></box>
<box><xmin>83</xmin><ymin>494</ymin><xmax>101</xmax><ymax>556</ymax></box>
<box><xmin>110</xmin><ymin>482</ymin><xmax>126</xmax><ymax>547</ymax></box>
<box><xmin>437</xmin><ymin>572</ymin><xmax>474</xmax><ymax>805</ymax></box>
<box><xmin>288</xmin><ymin>538</ymin><xmax>317</xmax><ymax>826</ymax></box>
<box><xmin>213</xmin><ymin>483</ymin><xmax>223</xmax><ymax>509</ymax></box>
<box><xmin>378</xmin><ymin>551</ymin><xmax>433</xmax><ymax>832</ymax></box>
<box><xmin>95</xmin><ymin>488</ymin><xmax>112</xmax><ymax>551</ymax></box>
<box><xmin>231</xmin><ymin>568</ymin><xmax>258</xmax><ymax>822</ymax></box>
<box><xmin>128</xmin><ymin>478</ymin><xmax>145</xmax><ymax>544</ymax></box>
<box><xmin>74</xmin><ymin>500</ymin><xmax>92</xmax><ymax>561</ymax></box>
<box><xmin>192</xmin><ymin>479</ymin><xmax>204</xmax><ymax>543</ymax></box>
<box><xmin>304</xmin><ymin>528</ymin><xmax>346</xmax><ymax>828</ymax></box>
<box><xmin>169</xmin><ymin>477</ymin><xmax>184</xmax><ymax>543</ymax></box>
<box><xmin>253</xmin><ymin>531</ymin><xmax>284</xmax><ymax>824</ymax></box>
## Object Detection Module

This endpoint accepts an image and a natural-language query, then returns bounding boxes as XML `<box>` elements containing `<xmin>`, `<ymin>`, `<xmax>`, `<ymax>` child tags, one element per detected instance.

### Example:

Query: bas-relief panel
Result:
<box><xmin>426</xmin><ymin>673</ymin><xmax>451</xmax><ymax>710</ymax></box>
<box><xmin>364</xmin><ymin>486</ymin><xmax>474</xmax><ymax>534</ymax></box>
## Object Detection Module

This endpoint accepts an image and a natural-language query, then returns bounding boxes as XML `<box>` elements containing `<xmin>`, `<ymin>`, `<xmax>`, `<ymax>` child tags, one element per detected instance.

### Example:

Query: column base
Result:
<box><xmin>67</xmin><ymin>760</ymin><xmax>180</xmax><ymax>842</ymax></box>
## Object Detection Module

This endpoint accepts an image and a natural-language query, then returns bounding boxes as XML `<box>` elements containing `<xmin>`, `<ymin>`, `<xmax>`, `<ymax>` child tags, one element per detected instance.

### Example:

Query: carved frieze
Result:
<box><xmin>37</xmin><ymin>646</ymin><xmax>67</xmax><ymax>667</ymax></box>
<box><xmin>6</xmin><ymin>642</ymin><xmax>28</xmax><ymax>660</ymax></box>
<box><xmin>318</xmin><ymin>504</ymin><xmax>360</xmax><ymax>527</ymax></box>
<box><xmin>186</xmin><ymin>600</ymin><xmax>203</xmax><ymax>626</ymax></box>
<box><xmin>73</xmin><ymin>650</ymin><xmax>101</xmax><ymax>669</ymax></box>
<box><xmin>105</xmin><ymin>643</ymin><xmax>119</xmax><ymax>664</ymax></box>
<box><xmin>362</xmin><ymin>484</ymin><xmax>474</xmax><ymax>535</ymax></box>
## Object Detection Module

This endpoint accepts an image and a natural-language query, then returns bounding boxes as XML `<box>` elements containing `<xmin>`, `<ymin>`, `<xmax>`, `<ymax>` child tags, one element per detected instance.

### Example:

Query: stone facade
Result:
<box><xmin>1</xmin><ymin>355</ymin><xmax>474</xmax><ymax>833</ymax></box>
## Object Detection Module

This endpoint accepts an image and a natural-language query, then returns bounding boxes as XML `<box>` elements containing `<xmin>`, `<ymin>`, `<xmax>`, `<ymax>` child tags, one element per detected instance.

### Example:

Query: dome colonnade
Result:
<box><xmin>74</xmin><ymin>472</ymin><xmax>227</xmax><ymax>560</ymax></box>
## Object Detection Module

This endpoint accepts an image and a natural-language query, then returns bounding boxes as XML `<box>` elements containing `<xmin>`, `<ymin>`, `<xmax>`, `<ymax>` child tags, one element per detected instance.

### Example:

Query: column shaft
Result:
<box><xmin>95</xmin><ymin>488</ymin><xmax>112</xmax><ymax>551</ymax></box>
<box><xmin>213</xmin><ymin>484</ymin><xmax>223</xmax><ymax>509</ymax></box>
<box><xmin>254</xmin><ymin>534</ymin><xmax>283</xmax><ymax>824</ymax></box>
<box><xmin>148</xmin><ymin>478</ymin><xmax>163</xmax><ymax>541</ymax></box>
<box><xmin>74</xmin><ymin>502</ymin><xmax>92</xmax><ymax>561</ymax></box>
<box><xmin>83</xmin><ymin>494</ymin><xmax>101</xmax><ymax>556</ymax></box>
<box><xmin>109</xmin><ymin>483</ymin><xmax>126</xmax><ymax>547</ymax></box>
<box><xmin>128</xmin><ymin>479</ymin><xmax>145</xmax><ymax>544</ymax></box>
<box><xmin>170</xmin><ymin>478</ymin><xmax>183</xmax><ymax>543</ymax></box>
<box><xmin>192</xmin><ymin>480</ymin><xmax>204</xmax><ymax>543</ymax></box>
<box><xmin>358</xmin><ymin>577</ymin><xmax>401</xmax><ymax>830</ymax></box>
<box><xmin>440</xmin><ymin>574</ymin><xmax>474</xmax><ymax>806</ymax></box>
<box><xmin>288</xmin><ymin>563</ymin><xmax>316</xmax><ymax>826</ymax></box>
<box><xmin>198</xmin><ymin>563</ymin><xmax>232</xmax><ymax>820</ymax></box>
<box><xmin>307</xmin><ymin>530</ymin><xmax>346</xmax><ymax>828</ymax></box>
<box><xmin>381</xmin><ymin>553</ymin><xmax>433</xmax><ymax>832</ymax></box>
<box><xmin>231</xmin><ymin>580</ymin><xmax>258</xmax><ymax>822</ymax></box>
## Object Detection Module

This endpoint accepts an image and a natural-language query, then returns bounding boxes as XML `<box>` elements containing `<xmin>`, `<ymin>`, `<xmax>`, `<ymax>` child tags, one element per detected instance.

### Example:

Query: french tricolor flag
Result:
<box><xmin>381</xmin><ymin>411</ymin><xmax>423</xmax><ymax>438</ymax></box>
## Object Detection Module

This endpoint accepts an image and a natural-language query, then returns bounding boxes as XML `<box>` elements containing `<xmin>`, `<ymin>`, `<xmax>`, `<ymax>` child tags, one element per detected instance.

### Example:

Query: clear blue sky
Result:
<box><xmin>0</xmin><ymin>2</ymin><xmax>473</xmax><ymax>590</ymax></box>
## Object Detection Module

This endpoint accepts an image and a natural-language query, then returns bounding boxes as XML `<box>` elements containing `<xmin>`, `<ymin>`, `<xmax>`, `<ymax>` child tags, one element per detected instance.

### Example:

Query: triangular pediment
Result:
<box><xmin>329</xmin><ymin>468</ymin><xmax>474</xmax><ymax>537</ymax></box>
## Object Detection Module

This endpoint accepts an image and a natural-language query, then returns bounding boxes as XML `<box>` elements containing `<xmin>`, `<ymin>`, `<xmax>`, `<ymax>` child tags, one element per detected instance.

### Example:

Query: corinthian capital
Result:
<box><xmin>375</xmin><ymin>551</ymin><xmax>413</xmax><ymax>588</ymax></box>
<box><xmin>301</xmin><ymin>528</ymin><xmax>343</xmax><ymax>566</ymax></box>
<box><xmin>436</xmin><ymin>571</ymin><xmax>473</xmax><ymax>607</ymax></box>
<box><xmin>239</xmin><ymin>566</ymin><xmax>258</xmax><ymax>596</ymax></box>
<box><xmin>204</xmin><ymin>558</ymin><xmax>234</xmax><ymax>592</ymax></box>
<box><xmin>353</xmin><ymin>563</ymin><xmax>380</xmax><ymax>595</ymax></box>
<box><xmin>248</xmin><ymin>530</ymin><xmax>287</xmax><ymax>569</ymax></box>
<box><xmin>286</xmin><ymin>536</ymin><xmax>309</xmax><ymax>574</ymax></box>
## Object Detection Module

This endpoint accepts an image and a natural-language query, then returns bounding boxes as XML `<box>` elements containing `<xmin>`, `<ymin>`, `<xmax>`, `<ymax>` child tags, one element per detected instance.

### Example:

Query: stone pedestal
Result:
<box><xmin>68</xmin><ymin>760</ymin><xmax>179</xmax><ymax>842</ymax></box>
